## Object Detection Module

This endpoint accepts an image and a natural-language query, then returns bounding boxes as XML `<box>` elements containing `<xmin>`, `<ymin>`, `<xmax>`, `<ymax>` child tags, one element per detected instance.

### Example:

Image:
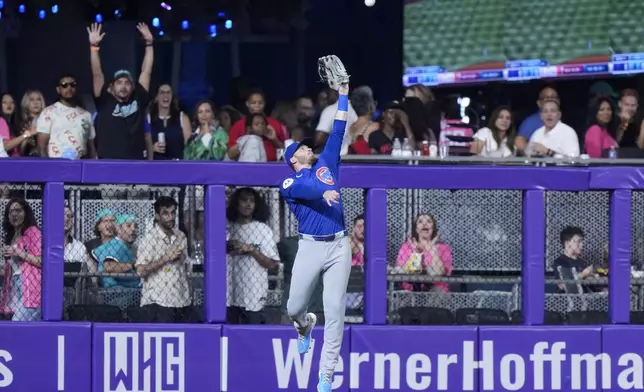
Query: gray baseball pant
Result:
<box><xmin>286</xmin><ymin>236</ymin><xmax>352</xmax><ymax>376</ymax></box>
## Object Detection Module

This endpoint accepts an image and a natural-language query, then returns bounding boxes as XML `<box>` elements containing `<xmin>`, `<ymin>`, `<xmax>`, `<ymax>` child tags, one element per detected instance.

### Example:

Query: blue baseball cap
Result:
<box><xmin>284</xmin><ymin>138</ymin><xmax>315</xmax><ymax>168</ymax></box>
<box><xmin>96</xmin><ymin>209</ymin><xmax>116</xmax><ymax>223</ymax></box>
<box><xmin>113</xmin><ymin>69</ymin><xmax>133</xmax><ymax>83</ymax></box>
<box><xmin>116</xmin><ymin>214</ymin><xmax>137</xmax><ymax>226</ymax></box>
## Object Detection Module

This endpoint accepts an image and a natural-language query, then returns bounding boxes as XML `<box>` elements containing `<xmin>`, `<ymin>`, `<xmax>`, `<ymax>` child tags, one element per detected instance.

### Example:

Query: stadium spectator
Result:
<box><xmin>135</xmin><ymin>197</ymin><xmax>191</xmax><ymax>322</ymax></box>
<box><xmin>226</xmin><ymin>187</ymin><xmax>279</xmax><ymax>324</ymax></box>
<box><xmin>227</xmin><ymin>89</ymin><xmax>286</xmax><ymax>162</ymax></box>
<box><xmin>85</xmin><ymin>209</ymin><xmax>116</xmax><ymax>258</ymax></box>
<box><xmin>315</xmin><ymin>87</ymin><xmax>358</xmax><ymax>155</ymax></box>
<box><xmin>295</xmin><ymin>95</ymin><xmax>316</xmax><ymax>129</ymax></box>
<box><xmin>584</xmin><ymin>96</ymin><xmax>618</xmax><ymax>158</ymax></box>
<box><xmin>350</xmin><ymin>214</ymin><xmax>365</xmax><ymax>266</ymax></box>
<box><xmin>348</xmin><ymin>86</ymin><xmax>378</xmax><ymax>155</ymax></box>
<box><xmin>63</xmin><ymin>206</ymin><xmax>89</xmax><ymax>264</ymax></box>
<box><xmin>146</xmin><ymin>84</ymin><xmax>192</xmax><ymax>160</ymax></box>
<box><xmin>184</xmin><ymin>100</ymin><xmax>228</xmax><ymax>161</ymax></box>
<box><xmin>616</xmin><ymin>89</ymin><xmax>644</xmax><ymax>149</ymax></box>
<box><xmin>285</xmin><ymin>125</ymin><xmax>309</xmax><ymax>149</ymax></box>
<box><xmin>1</xmin><ymin>198</ymin><xmax>42</xmax><ymax>321</ymax></box>
<box><xmin>316</xmin><ymin>87</ymin><xmax>334</xmax><ymax>112</ymax></box>
<box><xmin>64</xmin><ymin>205</ymin><xmax>98</xmax><ymax>285</ymax></box>
<box><xmin>402</xmin><ymin>96</ymin><xmax>436</xmax><ymax>148</ymax></box>
<box><xmin>36</xmin><ymin>75</ymin><xmax>96</xmax><ymax>159</ymax></box>
<box><xmin>271</xmin><ymin>100</ymin><xmax>298</xmax><ymax>135</ymax></box>
<box><xmin>470</xmin><ymin>106</ymin><xmax>516</xmax><ymax>157</ymax></box>
<box><xmin>516</xmin><ymin>85</ymin><xmax>560</xmax><ymax>153</ymax></box>
<box><xmin>1</xmin><ymin>93</ymin><xmax>21</xmax><ymax>139</ymax></box>
<box><xmin>526</xmin><ymin>100</ymin><xmax>579</xmax><ymax>158</ymax></box>
<box><xmin>93</xmin><ymin>214</ymin><xmax>141</xmax><ymax>307</ymax></box>
<box><xmin>0</xmin><ymin>118</ymin><xmax>35</xmax><ymax>158</ymax></box>
<box><xmin>368</xmin><ymin>101</ymin><xmax>416</xmax><ymax>154</ymax></box>
<box><xmin>404</xmin><ymin>84</ymin><xmax>441</xmax><ymax>141</ymax></box>
<box><xmin>217</xmin><ymin>105</ymin><xmax>242</xmax><ymax>132</ymax></box>
<box><xmin>18</xmin><ymin>90</ymin><xmax>45</xmax><ymax>157</ymax></box>
<box><xmin>552</xmin><ymin>226</ymin><xmax>598</xmax><ymax>293</ymax></box>
<box><xmin>395</xmin><ymin>214</ymin><xmax>453</xmax><ymax>292</ymax></box>
<box><xmin>237</xmin><ymin>113</ymin><xmax>268</xmax><ymax>162</ymax></box>
<box><xmin>88</xmin><ymin>22</ymin><xmax>155</xmax><ymax>160</ymax></box>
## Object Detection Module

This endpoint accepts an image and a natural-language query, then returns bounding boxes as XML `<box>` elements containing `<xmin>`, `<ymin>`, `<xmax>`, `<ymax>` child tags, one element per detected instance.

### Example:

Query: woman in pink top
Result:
<box><xmin>584</xmin><ymin>96</ymin><xmax>618</xmax><ymax>158</ymax></box>
<box><xmin>396</xmin><ymin>214</ymin><xmax>453</xmax><ymax>292</ymax></box>
<box><xmin>1</xmin><ymin>198</ymin><xmax>42</xmax><ymax>321</ymax></box>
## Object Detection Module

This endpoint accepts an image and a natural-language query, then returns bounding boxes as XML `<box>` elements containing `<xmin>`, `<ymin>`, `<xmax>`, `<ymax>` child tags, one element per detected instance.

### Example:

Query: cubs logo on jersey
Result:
<box><xmin>316</xmin><ymin>167</ymin><xmax>335</xmax><ymax>185</ymax></box>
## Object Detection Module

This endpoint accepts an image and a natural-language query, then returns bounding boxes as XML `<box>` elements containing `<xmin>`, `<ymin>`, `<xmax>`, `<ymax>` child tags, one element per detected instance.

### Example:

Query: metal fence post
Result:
<box><xmin>42</xmin><ymin>182</ymin><xmax>65</xmax><ymax>321</ymax></box>
<box><xmin>522</xmin><ymin>190</ymin><xmax>545</xmax><ymax>325</ymax></box>
<box><xmin>364</xmin><ymin>188</ymin><xmax>388</xmax><ymax>325</ymax></box>
<box><xmin>204</xmin><ymin>185</ymin><xmax>227</xmax><ymax>323</ymax></box>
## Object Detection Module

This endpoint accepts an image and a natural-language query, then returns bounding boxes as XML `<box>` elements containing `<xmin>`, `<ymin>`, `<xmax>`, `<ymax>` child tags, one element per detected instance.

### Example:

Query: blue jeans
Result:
<box><xmin>11</xmin><ymin>275</ymin><xmax>41</xmax><ymax>321</ymax></box>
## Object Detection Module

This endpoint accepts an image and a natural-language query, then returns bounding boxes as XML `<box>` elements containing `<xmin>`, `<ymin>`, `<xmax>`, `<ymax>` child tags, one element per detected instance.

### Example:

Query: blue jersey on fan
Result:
<box><xmin>280</xmin><ymin>98</ymin><xmax>348</xmax><ymax>236</ymax></box>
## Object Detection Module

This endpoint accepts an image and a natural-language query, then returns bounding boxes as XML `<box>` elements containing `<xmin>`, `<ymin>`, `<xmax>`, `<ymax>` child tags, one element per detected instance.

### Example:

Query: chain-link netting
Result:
<box><xmin>221</xmin><ymin>186</ymin><xmax>364</xmax><ymax>324</ymax></box>
<box><xmin>543</xmin><ymin>191</ymin><xmax>610</xmax><ymax>321</ymax></box>
<box><xmin>0</xmin><ymin>184</ymin><xmax>43</xmax><ymax>321</ymax></box>
<box><xmin>63</xmin><ymin>185</ymin><xmax>203</xmax><ymax>323</ymax></box>
<box><xmin>387</xmin><ymin>189</ymin><xmax>522</xmax><ymax>324</ymax></box>
<box><xmin>630</xmin><ymin>191</ymin><xmax>644</xmax><ymax>318</ymax></box>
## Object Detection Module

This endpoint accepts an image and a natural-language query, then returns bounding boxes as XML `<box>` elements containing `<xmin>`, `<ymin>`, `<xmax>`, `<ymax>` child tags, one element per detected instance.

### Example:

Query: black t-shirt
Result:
<box><xmin>552</xmin><ymin>254</ymin><xmax>585</xmax><ymax>274</ymax></box>
<box><xmin>94</xmin><ymin>83</ymin><xmax>150</xmax><ymax>160</ymax></box>
<box><xmin>552</xmin><ymin>254</ymin><xmax>598</xmax><ymax>293</ymax></box>
<box><xmin>84</xmin><ymin>238</ymin><xmax>102</xmax><ymax>260</ymax></box>
<box><xmin>619</xmin><ymin>121</ymin><xmax>640</xmax><ymax>149</ymax></box>
<box><xmin>368</xmin><ymin>130</ymin><xmax>393</xmax><ymax>154</ymax></box>
<box><xmin>369</xmin><ymin>129</ymin><xmax>407</xmax><ymax>154</ymax></box>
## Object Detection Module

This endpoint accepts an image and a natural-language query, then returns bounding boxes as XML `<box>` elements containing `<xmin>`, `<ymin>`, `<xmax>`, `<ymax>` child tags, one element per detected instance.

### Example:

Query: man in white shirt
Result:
<box><xmin>135</xmin><ymin>196</ymin><xmax>192</xmax><ymax>323</ymax></box>
<box><xmin>314</xmin><ymin>89</ymin><xmax>360</xmax><ymax>155</ymax></box>
<box><xmin>36</xmin><ymin>74</ymin><xmax>96</xmax><ymax>159</ymax></box>
<box><xmin>527</xmin><ymin>100</ymin><xmax>580</xmax><ymax>158</ymax></box>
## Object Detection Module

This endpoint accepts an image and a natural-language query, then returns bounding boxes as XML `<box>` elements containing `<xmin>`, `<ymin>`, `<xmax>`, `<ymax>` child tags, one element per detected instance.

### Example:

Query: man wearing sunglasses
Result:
<box><xmin>36</xmin><ymin>74</ymin><xmax>96</xmax><ymax>159</ymax></box>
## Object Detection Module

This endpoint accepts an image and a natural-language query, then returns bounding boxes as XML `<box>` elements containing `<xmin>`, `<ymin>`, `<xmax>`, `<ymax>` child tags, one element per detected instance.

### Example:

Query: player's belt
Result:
<box><xmin>299</xmin><ymin>230</ymin><xmax>348</xmax><ymax>242</ymax></box>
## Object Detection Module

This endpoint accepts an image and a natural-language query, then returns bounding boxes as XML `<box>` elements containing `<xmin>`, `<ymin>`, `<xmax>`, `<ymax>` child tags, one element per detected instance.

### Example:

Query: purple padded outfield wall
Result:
<box><xmin>1</xmin><ymin>160</ymin><xmax>644</xmax><ymax>391</ymax></box>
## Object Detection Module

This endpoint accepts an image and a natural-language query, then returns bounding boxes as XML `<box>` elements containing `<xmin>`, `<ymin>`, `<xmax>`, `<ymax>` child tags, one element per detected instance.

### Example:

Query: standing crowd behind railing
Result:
<box><xmin>2</xmin><ymin>158</ymin><xmax>644</xmax><ymax>326</ymax></box>
<box><xmin>3</xmin><ymin>25</ymin><xmax>644</xmax><ymax>166</ymax></box>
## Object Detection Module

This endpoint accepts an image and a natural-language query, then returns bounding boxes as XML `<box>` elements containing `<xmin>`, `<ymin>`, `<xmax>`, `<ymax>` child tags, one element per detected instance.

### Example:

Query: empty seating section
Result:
<box><xmin>404</xmin><ymin>0</ymin><xmax>618</xmax><ymax>70</ymax></box>
<box><xmin>404</xmin><ymin>0</ymin><xmax>507</xmax><ymax>69</ymax></box>
<box><xmin>608</xmin><ymin>0</ymin><xmax>644</xmax><ymax>54</ymax></box>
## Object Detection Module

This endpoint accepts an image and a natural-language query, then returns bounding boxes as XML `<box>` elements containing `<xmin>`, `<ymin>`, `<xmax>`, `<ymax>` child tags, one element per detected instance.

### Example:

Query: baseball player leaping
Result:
<box><xmin>279</xmin><ymin>55</ymin><xmax>352</xmax><ymax>392</ymax></box>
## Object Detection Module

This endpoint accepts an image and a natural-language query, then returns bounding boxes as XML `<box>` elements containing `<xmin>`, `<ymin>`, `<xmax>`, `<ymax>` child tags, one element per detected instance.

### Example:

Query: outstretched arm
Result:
<box><xmin>87</xmin><ymin>23</ymin><xmax>106</xmax><ymax>98</ymax></box>
<box><xmin>321</xmin><ymin>84</ymin><xmax>349</xmax><ymax>160</ymax></box>
<box><xmin>137</xmin><ymin>23</ymin><xmax>154</xmax><ymax>92</ymax></box>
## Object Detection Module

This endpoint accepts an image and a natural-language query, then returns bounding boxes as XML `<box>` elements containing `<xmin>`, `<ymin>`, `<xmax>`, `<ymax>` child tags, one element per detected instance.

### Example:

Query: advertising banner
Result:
<box><xmin>350</xmin><ymin>325</ymin><xmax>478</xmax><ymax>392</ymax></box>
<box><xmin>92</xmin><ymin>323</ymin><xmax>221</xmax><ymax>392</ymax></box>
<box><xmin>478</xmin><ymin>326</ymin><xmax>602</xmax><ymax>392</ymax></box>
<box><xmin>602</xmin><ymin>325</ymin><xmax>644</xmax><ymax>392</ymax></box>
<box><xmin>222</xmin><ymin>325</ymin><xmax>351</xmax><ymax>391</ymax></box>
<box><xmin>0</xmin><ymin>322</ymin><xmax>91</xmax><ymax>391</ymax></box>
